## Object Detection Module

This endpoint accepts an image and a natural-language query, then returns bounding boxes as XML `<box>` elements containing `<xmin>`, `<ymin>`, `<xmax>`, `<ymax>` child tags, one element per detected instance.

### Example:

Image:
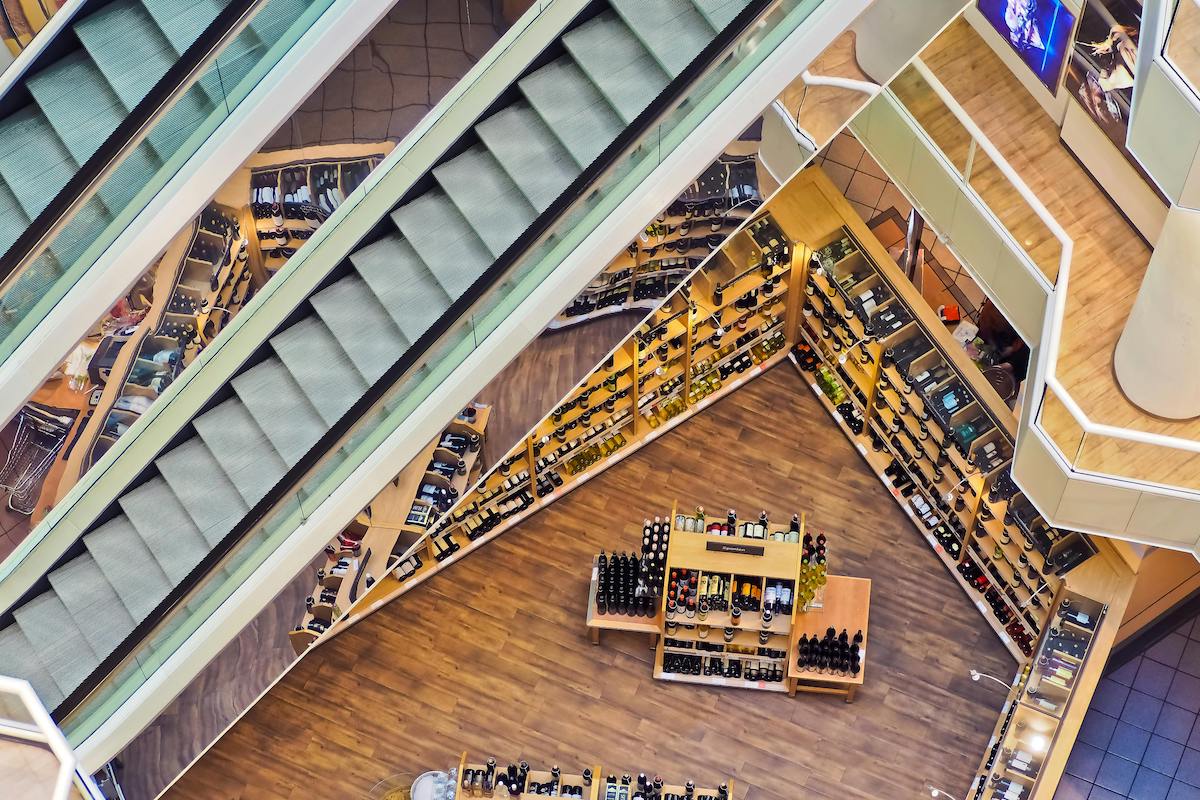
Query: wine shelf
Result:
<box><xmin>554</xmin><ymin>150</ymin><xmax>762</xmax><ymax>329</ymax></box>
<box><xmin>455</xmin><ymin>752</ymin><xmax>733</xmax><ymax>800</ymax></box>
<box><xmin>790</xmin><ymin>216</ymin><xmax>1103</xmax><ymax>658</ymax></box>
<box><xmin>289</xmin><ymin>405</ymin><xmax>489</xmax><ymax>653</ymax></box>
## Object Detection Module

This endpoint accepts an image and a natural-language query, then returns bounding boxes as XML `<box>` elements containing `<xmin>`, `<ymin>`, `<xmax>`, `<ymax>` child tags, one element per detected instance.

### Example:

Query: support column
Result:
<box><xmin>1114</xmin><ymin>205</ymin><xmax>1200</xmax><ymax>419</ymax></box>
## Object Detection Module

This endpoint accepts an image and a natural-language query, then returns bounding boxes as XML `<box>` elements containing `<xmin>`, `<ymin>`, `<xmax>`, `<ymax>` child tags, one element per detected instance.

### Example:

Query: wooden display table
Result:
<box><xmin>585</xmin><ymin>555</ymin><xmax>661</xmax><ymax>649</ymax></box>
<box><xmin>455</xmin><ymin>752</ymin><xmax>731</xmax><ymax>800</ymax></box>
<box><xmin>788</xmin><ymin>575</ymin><xmax>871</xmax><ymax>702</ymax></box>
<box><xmin>588</xmin><ymin>501</ymin><xmax>872</xmax><ymax>699</ymax></box>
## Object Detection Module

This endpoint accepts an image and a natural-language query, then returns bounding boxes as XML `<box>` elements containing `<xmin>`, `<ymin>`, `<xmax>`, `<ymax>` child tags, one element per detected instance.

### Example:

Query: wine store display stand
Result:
<box><xmin>585</xmin><ymin>554</ymin><xmax>662</xmax><ymax>649</ymax></box>
<box><xmin>787</xmin><ymin>575</ymin><xmax>870</xmax><ymax>702</ymax></box>
<box><xmin>457</xmin><ymin>754</ymin><xmax>600</xmax><ymax>800</ymax></box>
<box><xmin>775</xmin><ymin>168</ymin><xmax>1138</xmax><ymax>798</ymax></box>
<box><xmin>454</xmin><ymin>752</ymin><xmax>733</xmax><ymax>800</ymax></box>
<box><xmin>588</xmin><ymin>501</ymin><xmax>870</xmax><ymax>698</ymax></box>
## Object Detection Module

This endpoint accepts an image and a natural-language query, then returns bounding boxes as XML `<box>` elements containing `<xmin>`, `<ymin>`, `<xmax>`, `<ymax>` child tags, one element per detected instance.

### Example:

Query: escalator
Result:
<box><xmin>0</xmin><ymin>0</ymin><xmax>314</xmax><ymax>350</ymax></box>
<box><xmin>0</xmin><ymin>0</ymin><xmax>803</xmax><ymax>725</ymax></box>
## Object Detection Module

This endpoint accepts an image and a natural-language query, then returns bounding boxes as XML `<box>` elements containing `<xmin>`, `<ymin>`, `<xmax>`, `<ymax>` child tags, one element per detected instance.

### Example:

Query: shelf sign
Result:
<box><xmin>706</xmin><ymin>541</ymin><xmax>766</xmax><ymax>556</ymax></box>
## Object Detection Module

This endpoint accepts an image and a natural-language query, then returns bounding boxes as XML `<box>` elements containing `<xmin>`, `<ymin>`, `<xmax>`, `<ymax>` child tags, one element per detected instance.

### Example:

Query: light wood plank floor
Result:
<box><xmin>164</xmin><ymin>365</ymin><xmax>1013</xmax><ymax>800</ymax></box>
<box><xmin>916</xmin><ymin>21</ymin><xmax>1200</xmax><ymax>488</ymax></box>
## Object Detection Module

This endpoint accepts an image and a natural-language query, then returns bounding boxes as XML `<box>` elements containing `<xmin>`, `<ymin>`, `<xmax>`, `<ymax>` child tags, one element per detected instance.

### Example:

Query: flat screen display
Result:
<box><xmin>976</xmin><ymin>0</ymin><xmax>1077</xmax><ymax>93</ymax></box>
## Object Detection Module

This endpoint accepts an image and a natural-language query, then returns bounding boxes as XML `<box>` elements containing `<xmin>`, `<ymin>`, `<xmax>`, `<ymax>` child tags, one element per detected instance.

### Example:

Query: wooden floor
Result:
<box><xmin>1167</xmin><ymin>0</ymin><xmax>1200</xmax><ymax>94</ymax></box>
<box><xmin>918</xmin><ymin>22</ymin><xmax>1200</xmax><ymax>488</ymax></box>
<box><xmin>779</xmin><ymin>31</ymin><xmax>874</xmax><ymax>146</ymax></box>
<box><xmin>165</xmin><ymin>365</ymin><xmax>1014</xmax><ymax>800</ymax></box>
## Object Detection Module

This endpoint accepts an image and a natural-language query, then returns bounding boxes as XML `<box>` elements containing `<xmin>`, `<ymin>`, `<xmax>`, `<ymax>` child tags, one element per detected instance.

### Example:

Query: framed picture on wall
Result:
<box><xmin>1064</xmin><ymin>0</ymin><xmax>1141</xmax><ymax>158</ymax></box>
<box><xmin>976</xmin><ymin>0</ymin><xmax>1077</xmax><ymax>93</ymax></box>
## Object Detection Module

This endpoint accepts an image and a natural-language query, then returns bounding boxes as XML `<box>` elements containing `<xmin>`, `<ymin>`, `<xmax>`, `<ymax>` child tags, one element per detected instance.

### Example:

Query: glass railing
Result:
<box><xmin>1165</xmin><ymin>0</ymin><xmax>1200</xmax><ymax>98</ymax></box>
<box><xmin>55</xmin><ymin>0</ymin><xmax>825</xmax><ymax>746</ymax></box>
<box><xmin>0</xmin><ymin>0</ymin><xmax>566</xmax><ymax>619</ymax></box>
<box><xmin>876</xmin><ymin>49</ymin><xmax>1200</xmax><ymax>527</ymax></box>
<box><xmin>888</xmin><ymin>62</ymin><xmax>1062</xmax><ymax>285</ymax></box>
<box><xmin>0</xmin><ymin>0</ymin><xmax>342</xmax><ymax>364</ymax></box>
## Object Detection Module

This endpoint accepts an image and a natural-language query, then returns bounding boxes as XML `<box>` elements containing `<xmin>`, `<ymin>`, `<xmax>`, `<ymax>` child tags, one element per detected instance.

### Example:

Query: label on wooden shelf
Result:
<box><xmin>706</xmin><ymin>541</ymin><xmax>766</xmax><ymax>556</ymax></box>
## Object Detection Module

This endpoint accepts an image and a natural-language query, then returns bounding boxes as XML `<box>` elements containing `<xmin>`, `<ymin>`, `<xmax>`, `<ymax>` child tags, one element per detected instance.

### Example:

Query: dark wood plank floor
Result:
<box><xmin>164</xmin><ymin>364</ymin><xmax>1014</xmax><ymax>800</ymax></box>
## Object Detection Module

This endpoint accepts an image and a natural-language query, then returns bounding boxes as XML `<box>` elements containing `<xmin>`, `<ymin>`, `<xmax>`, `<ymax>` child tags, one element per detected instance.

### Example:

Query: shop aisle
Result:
<box><xmin>163</xmin><ymin>364</ymin><xmax>1013</xmax><ymax>800</ymax></box>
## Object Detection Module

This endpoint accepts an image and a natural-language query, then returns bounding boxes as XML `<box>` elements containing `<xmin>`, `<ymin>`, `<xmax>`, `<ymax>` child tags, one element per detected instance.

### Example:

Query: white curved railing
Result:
<box><xmin>906</xmin><ymin>58</ymin><xmax>1200</xmax><ymax>500</ymax></box>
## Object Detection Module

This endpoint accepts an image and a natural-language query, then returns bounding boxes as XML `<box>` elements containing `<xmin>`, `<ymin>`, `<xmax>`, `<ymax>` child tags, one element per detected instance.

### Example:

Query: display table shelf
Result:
<box><xmin>788</xmin><ymin>575</ymin><xmax>871</xmax><ymax>702</ymax></box>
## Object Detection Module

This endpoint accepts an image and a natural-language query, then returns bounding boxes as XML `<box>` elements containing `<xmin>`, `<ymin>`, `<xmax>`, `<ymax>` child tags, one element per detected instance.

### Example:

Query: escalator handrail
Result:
<box><xmin>0</xmin><ymin>0</ymin><xmax>266</xmax><ymax>289</ymax></box>
<box><xmin>51</xmin><ymin>0</ymin><xmax>776</xmax><ymax>721</ymax></box>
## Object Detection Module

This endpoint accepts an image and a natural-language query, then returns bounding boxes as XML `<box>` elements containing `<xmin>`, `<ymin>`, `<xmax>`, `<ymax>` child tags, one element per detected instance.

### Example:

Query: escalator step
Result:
<box><xmin>156</xmin><ymin>436</ymin><xmax>250</xmax><ymax>547</ymax></box>
<box><xmin>519</xmin><ymin>56</ymin><xmax>623</xmax><ymax>168</ymax></box>
<box><xmin>390</xmin><ymin>190</ymin><xmax>493</xmax><ymax>300</ymax></box>
<box><xmin>348</xmin><ymin>235</ymin><xmax>452</xmax><ymax>347</ymax></box>
<box><xmin>475</xmin><ymin>103</ymin><xmax>580</xmax><ymax>214</ymax></box>
<box><xmin>433</xmin><ymin>144</ymin><xmax>536</xmax><ymax>259</ymax></box>
<box><xmin>118</xmin><ymin>477</ymin><xmax>211</xmax><ymax>584</ymax></box>
<box><xmin>270</xmin><ymin>315</ymin><xmax>368</xmax><ymax>426</ymax></box>
<box><xmin>193</xmin><ymin>398</ymin><xmax>288</xmax><ymax>506</ymax></box>
<box><xmin>0</xmin><ymin>627</ymin><xmax>64</xmax><ymax>708</ymax></box>
<box><xmin>310</xmin><ymin>274</ymin><xmax>410</xmax><ymax>384</ymax></box>
<box><xmin>563</xmin><ymin>10</ymin><xmax>669</xmax><ymax>125</ymax></box>
<box><xmin>13</xmin><ymin>593</ymin><xmax>100</xmax><ymax>697</ymax></box>
<box><xmin>231</xmin><ymin>358</ymin><xmax>329</xmax><ymax>467</ymax></box>
<box><xmin>83</xmin><ymin>516</ymin><xmax>172</xmax><ymax>623</ymax></box>
<box><xmin>609</xmin><ymin>0</ymin><xmax>716</xmax><ymax>78</ymax></box>
<box><xmin>48</xmin><ymin>554</ymin><xmax>137</xmax><ymax>657</ymax></box>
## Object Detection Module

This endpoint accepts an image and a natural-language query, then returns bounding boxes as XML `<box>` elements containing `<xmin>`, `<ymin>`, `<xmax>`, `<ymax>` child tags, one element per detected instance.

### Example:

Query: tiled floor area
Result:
<box><xmin>1056</xmin><ymin>620</ymin><xmax>1200</xmax><ymax>800</ymax></box>
<box><xmin>261</xmin><ymin>0</ymin><xmax>505</xmax><ymax>150</ymax></box>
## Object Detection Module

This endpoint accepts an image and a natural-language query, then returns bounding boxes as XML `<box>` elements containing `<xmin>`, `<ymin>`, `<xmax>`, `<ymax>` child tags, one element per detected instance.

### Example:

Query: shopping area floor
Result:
<box><xmin>164</xmin><ymin>363</ymin><xmax>1014</xmax><ymax>800</ymax></box>
<box><xmin>1056</xmin><ymin>623</ymin><xmax>1200</xmax><ymax>800</ymax></box>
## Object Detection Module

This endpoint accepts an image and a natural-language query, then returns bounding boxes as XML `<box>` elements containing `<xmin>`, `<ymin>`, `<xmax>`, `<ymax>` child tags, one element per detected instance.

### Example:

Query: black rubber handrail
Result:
<box><xmin>51</xmin><ymin>0</ymin><xmax>775</xmax><ymax>721</ymax></box>
<box><xmin>0</xmin><ymin>0</ymin><xmax>263</xmax><ymax>283</ymax></box>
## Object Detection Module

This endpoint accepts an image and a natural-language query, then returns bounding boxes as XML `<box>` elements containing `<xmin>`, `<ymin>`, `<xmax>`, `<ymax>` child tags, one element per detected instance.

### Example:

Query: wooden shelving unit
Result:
<box><xmin>61</xmin><ymin>203</ymin><xmax>244</xmax><ymax>482</ymax></box>
<box><xmin>289</xmin><ymin>405</ymin><xmax>489</xmax><ymax>653</ymax></box>
<box><xmin>784</xmin><ymin>178</ymin><xmax>1089</xmax><ymax>657</ymax></box>
<box><xmin>455</xmin><ymin>752</ymin><xmax>732</xmax><ymax>800</ymax></box>
<box><xmin>584</xmin><ymin>501</ymin><xmax>869</xmax><ymax>698</ymax></box>
<box><xmin>553</xmin><ymin>151</ymin><xmax>762</xmax><ymax>329</ymax></box>
<box><xmin>248</xmin><ymin>148</ymin><xmax>386</xmax><ymax>277</ymax></box>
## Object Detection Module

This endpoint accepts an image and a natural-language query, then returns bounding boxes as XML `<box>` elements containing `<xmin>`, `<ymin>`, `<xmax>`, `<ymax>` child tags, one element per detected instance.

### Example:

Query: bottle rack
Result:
<box><xmin>454</xmin><ymin>752</ymin><xmax>733</xmax><ymax>800</ymax></box>
<box><xmin>289</xmin><ymin>405</ymin><xmax>489</xmax><ymax>653</ymax></box>
<box><xmin>552</xmin><ymin>152</ymin><xmax>762</xmax><ymax>329</ymax></box>
<box><xmin>78</xmin><ymin>203</ymin><xmax>244</xmax><ymax>474</ymax></box>
<box><xmin>248</xmin><ymin>153</ymin><xmax>383</xmax><ymax>275</ymax></box>
<box><xmin>653</xmin><ymin>508</ymin><xmax>805</xmax><ymax>694</ymax></box>
<box><xmin>790</xmin><ymin>221</ymin><xmax>1096</xmax><ymax>660</ymax></box>
<box><xmin>971</xmin><ymin>591</ymin><xmax>1107</xmax><ymax>800</ymax></box>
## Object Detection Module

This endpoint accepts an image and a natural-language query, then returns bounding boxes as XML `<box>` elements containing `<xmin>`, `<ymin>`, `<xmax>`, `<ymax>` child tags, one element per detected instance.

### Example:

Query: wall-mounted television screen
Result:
<box><xmin>977</xmin><ymin>0</ymin><xmax>1077</xmax><ymax>93</ymax></box>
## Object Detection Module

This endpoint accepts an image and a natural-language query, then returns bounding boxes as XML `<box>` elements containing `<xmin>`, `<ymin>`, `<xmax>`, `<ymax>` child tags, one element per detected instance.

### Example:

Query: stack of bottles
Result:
<box><xmin>603</xmin><ymin>773</ymin><xmax>730</xmax><ymax>800</ymax></box>
<box><xmin>796</xmin><ymin>530</ymin><xmax>827</xmax><ymax>608</ymax></box>
<box><xmin>595</xmin><ymin>550</ymin><xmax>662</xmax><ymax>619</ymax></box>
<box><xmin>660</xmin><ymin>652</ymin><xmax>785</xmax><ymax>684</ymax></box>
<box><xmin>796</xmin><ymin>627</ymin><xmax>862</xmax><ymax>676</ymax></box>
<box><xmin>460</xmin><ymin>759</ymin><xmax>587</xmax><ymax>798</ymax></box>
